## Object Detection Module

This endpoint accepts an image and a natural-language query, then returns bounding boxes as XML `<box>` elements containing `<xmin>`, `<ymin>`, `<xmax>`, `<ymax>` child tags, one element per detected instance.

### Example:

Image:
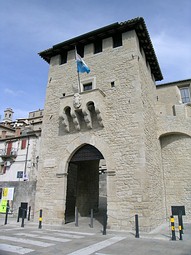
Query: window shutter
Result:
<box><xmin>21</xmin><ymin>139</ymin><xmax>27</xmax><ymax>149</ymax></box>
<box><xmin>7</xmin><ymin>142</ymin><xmax>12</xmax><ymax>156</ymax></box>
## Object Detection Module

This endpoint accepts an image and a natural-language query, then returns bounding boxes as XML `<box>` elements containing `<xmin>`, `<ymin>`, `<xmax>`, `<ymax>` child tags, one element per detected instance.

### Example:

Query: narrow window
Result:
<box><xmin>21</xmin><ymin>139</ymin><xmax>27</xmax><ymax>149</ymax></box>
<box><xmin>113</xmin><ymin>33</ymin><xmax>122</xmax><ymax>48</ymax></box>
<box><xmin>94</xmin><ymin>40</ymin><xmax>102</xmax><ymax>54</ymax></box>
<box><xmin>111</xmin><ymin>81</ymin><xmax>115</xmax><ymax>87</ymax></box>
<box><xmin>83</xmin><ymin>82</ymin><xmax>92</xmax><ymax>91</ymax></box>
<box><xmin>60</xmin><ymin>51</ymin><xmax>67</xmax><ymax>65</ymax></box>
<box><xmin>180</xmin><ymin>87</ymin><xmax>190</xmax><ymax>103</ymax></box>
<box><xmin>77</xmin><ymin>45</ymin><xmax>84</xmax><ymax>58</ymax></box>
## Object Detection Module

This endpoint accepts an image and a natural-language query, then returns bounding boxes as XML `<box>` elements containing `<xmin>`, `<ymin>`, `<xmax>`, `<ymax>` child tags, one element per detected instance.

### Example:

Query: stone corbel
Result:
<box><xmin>95</xmin><ymin>107</ymin><xmax>104</xmax><ymax>127</ymax></box>
<box><xmin>71</xmin><ymin>110</ymin><xmax>80</xmax><ymax>131</ymax></box>
<box><xmin>59</xmin><ymin>111</ymin><xmax>69</xmax><ymax>132</ymax></box>
<box><xmin>82</xmin><ymin>107</ymin><xmax>92</xmax><ymax>129</ymax></box>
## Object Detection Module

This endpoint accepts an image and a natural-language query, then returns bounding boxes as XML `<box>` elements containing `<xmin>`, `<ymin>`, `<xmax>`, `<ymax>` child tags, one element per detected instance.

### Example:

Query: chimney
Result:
<box><xmin>15</xmin><ymin>127</ymin><xmax>21</xmax><ymax>137</ymax></box>
<box><xmin>2</xmin><ymin>130</ymin><xmax>6</xmax><ymax>139</ymax></box>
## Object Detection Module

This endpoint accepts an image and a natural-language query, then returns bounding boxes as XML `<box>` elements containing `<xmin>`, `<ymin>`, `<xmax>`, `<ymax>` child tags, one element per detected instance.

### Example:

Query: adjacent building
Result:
<box><xmin>0</xmin><ymin>109</ymin><xmax>43</xmax><ymax>216</ymax></box>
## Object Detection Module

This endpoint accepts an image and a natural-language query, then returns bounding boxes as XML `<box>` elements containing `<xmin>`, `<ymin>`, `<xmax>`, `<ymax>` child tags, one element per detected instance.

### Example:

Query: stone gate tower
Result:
<box><xmin>35</xmin><ymin>17</ymin><xmax>166</xmax><ymax>231</ymax></box>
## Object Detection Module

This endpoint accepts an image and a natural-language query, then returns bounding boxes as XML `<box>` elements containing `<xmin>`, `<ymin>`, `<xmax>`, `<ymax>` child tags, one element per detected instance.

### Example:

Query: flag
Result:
<box><xmin>75</xmin><ymin>51</ymin><xmax>90</xmax><ymax>74</ymax></box>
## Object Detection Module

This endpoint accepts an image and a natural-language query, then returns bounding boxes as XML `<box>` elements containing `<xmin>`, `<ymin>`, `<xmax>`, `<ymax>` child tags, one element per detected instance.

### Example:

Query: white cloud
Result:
<box><xmin>4</xmin><ymin>88</ymin><xmax>25</xmax><ymax>96</ymax></box>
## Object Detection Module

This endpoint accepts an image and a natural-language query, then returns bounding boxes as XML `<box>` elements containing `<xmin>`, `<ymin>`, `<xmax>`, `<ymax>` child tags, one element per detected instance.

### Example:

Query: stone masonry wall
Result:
<box><xmin>136</xmin><ymin>47</ymin><xmax>166</xmax><ymax>229</ymax></box>
<box><xmin>160</xmin><ymin>134</ymin><xmax>191</xmax><ymax>222</ymax></box>
<box><xmin>35</xmin><ymin>30</ymin><xmax>164</xmax><ymax>231</ymax></box>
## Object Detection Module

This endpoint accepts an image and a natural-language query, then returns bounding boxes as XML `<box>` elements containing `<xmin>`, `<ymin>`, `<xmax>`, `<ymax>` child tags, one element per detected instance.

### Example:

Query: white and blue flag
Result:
<box><xmin>75</xmin><ymin>51</ymin><xmax>90</xmax><ymax>74</ymax></box>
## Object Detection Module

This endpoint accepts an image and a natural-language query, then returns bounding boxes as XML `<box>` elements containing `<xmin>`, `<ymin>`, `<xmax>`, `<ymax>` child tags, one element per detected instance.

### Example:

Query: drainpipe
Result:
<box><xmin>24</xmin><ymin>136</ymin><xmax>30</xmax><ymax>177</ymax></box>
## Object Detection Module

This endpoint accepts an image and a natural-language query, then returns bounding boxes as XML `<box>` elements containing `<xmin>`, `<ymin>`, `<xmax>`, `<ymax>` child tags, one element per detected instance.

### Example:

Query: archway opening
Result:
<box><xmin>65</xmin><ymin>144</ymin><xmax>107</xmax><ymax>225</ymax></box>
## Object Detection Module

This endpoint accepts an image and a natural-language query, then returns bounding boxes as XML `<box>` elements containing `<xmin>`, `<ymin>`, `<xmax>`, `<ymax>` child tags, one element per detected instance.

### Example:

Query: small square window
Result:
<box><xmin>83</xmin><ymin>83</ymin><xmax>92</xmax><ymax>91</ymax></box>
<box><xmin>111</xmin><ymin>81</ymin><xmax>115</xmax><ymax>87</ymax></box>
<box><xmin>81</xmin><ymin>77</ymin><xmax>96</xmax><ymax>92</ymax></box>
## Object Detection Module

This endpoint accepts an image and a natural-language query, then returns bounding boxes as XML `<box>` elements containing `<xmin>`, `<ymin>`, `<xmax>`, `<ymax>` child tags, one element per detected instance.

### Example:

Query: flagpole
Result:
<box><xmin>77</xmin><ymin>71</ymin><xmax>81</xmax><ymax>93</ymax></box>
<box><xmin>75</xmin><ymin>46</ymin><xmax>81</xmax><ymax>93</ymax></box>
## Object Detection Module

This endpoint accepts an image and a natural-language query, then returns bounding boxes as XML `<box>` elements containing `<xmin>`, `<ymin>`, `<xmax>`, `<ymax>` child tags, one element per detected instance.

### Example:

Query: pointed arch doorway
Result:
<box><xmin>65</xmin><ymin>144</ymin><xmax>107</xmax><ymax>225</ymax></box>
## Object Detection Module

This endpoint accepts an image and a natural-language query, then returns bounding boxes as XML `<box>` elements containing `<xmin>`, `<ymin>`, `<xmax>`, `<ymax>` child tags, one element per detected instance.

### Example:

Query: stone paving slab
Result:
<box><xmin>1</xmin><ymin>215</ymin><xmax>191</xmax><ymax>255</ymax></box>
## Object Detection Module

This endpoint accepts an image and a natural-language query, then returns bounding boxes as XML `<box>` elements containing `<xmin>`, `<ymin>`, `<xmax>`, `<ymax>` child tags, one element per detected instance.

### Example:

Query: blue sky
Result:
<box><xmin>0</xmin><ymin>0</ymin><xmax>191</xmax><ymax>120</ymax></box>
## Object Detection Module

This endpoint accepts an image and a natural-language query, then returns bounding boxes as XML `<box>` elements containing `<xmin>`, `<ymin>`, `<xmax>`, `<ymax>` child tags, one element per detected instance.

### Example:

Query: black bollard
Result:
<box><xmin>178</xmin><ymin>225</ymin><xmax>183</xmax><ymax>240</ymax></box>
<box><xmin>21</xmin><ymin>208</ymin><xmax>25</xmax><ymax>227</ymax></box>
<box><xmin>170</xmin><ymin>215</ymin><xmax>176</xmax><ymax>241</ymax></box>
<box><xmin>17</xmin><ymin>207</ymin><xmax>21</xmax><ymax>222</ymax></box>
<box><xmin>178</xmin><ymin>213</ymin><xmax>184</xmax><ymax>234</ymax></box>
<box><xmin>178</xmin><ymin>213</ymin><xmax>183</xmax><ymax>240</ymax></box>
<box><xmin>103</xmin><ymin>213</ymin><xmax>107</xmax><ymax>235</ymax></box>
<box><xmin>75</xmin><ymin>206</ymin><xmax>78</xmax><ymax>227</ymax></box>
<box><xmin>90</xmin><ymin>209</ymin><xmax>93</xmax><ymax>228</ymax></box>
<box><xmin>28</xmin><ymin>206</ymin><xmax>31</xmax><ymax>221</ymax></box>
<box><xmin>38</xmin><ymin>209</ymin><xmax>42</xmax><ymax>229</ymax></box>
<box><xmin>135</xmin><ymin>214</ymin><xmax>140</xmax><ymax>238</ymax></box>
<box><xmin>4</xmin><ymin>203</ymin><xmax>9</xmax><ymax>225</ymax></box>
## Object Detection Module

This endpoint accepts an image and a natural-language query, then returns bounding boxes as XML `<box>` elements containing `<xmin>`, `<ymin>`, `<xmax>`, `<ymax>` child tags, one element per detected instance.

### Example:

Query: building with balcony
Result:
<box><xmin>35</xmin><ymin>17</ymin><xmax>191</xmax><ymax>231</ymax></box>
<box><xmin>0</xmin><ymin>109</ymin><xmax>43</xmax><ymax>216</ymax></box>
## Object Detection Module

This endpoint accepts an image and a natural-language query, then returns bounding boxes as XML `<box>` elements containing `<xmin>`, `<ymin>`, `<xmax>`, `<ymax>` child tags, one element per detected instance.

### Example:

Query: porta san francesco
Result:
<box><xmin>1</xmin><ymin>17</ymin><xmax>190</xmax><ymax>232</ymax></box>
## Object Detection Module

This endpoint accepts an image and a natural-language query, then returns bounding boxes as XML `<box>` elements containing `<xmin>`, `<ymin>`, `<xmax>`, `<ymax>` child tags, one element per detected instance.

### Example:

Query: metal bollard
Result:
<box><xmin>75</xmin><ymin>206</ymin><xmax>78</xmax><ymax>227</ymax></box>
<box><xmin>178</xmin><ymin>213</ymin><xmax>184</xmax><ymax>233</ymax></box>
<box><xmin>170</xmin><ymin>215</ymin><xmax>176</xmax><ymax>240</ymax></box>
<box><xmin>28</xmin><ymin>206</ymin><xmax>31</xmax><ymax>221</ymax></box>
<box><xmin>178</xmin><ymin>225</ymin><xmax>183</xmax><ymax>240</ymax></box>
<box><xmin>17</xmin><ymin>207</ymin><xmax>21</xmax><ymax>222</ymax></box>
<box><xmin>135</xmin><ymin>214</ymin><xmax>140</xmax><ymax>238</ymax></box>
<box><xmin>21</xmin><ymin>208</ymin><xmax>25</xmax><ymax>227</ymax></box>
<box><xmin>38</xmin><ymin>209</ymin><xmax>42</xmax><ymax>229</ymax></box>
<box><xmin>103</xmin><ymin>213</ymin><xmax>107</xmax><ymax>235</ymax></box>
<box><xmin>4</xmin><ymin>203</ymin><xmax>9</xmax><ymax>225</ymax></box>
<box><xmin>90</xmin><ymin>209</ymin><xmax>93</xmax><ymax>228</ymax></box>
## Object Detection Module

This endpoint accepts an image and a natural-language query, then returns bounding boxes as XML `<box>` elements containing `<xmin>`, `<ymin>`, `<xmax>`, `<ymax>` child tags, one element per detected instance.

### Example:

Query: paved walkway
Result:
<box><xmin>0</xmin><ymin>214</ymin><xmax>191</xmax><ymax>255</ymax></box>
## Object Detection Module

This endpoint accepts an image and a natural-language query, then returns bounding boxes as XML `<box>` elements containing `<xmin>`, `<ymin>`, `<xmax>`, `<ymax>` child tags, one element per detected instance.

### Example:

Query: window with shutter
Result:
<box><xmin>21</xmin><ymin>139</ymin><xmax>27</xmax><ymax>149</ymax></box>
<box><xmin>7</xmin><ymin>142</ymin><xmax>12</xmax><ymax>156</ymax></box>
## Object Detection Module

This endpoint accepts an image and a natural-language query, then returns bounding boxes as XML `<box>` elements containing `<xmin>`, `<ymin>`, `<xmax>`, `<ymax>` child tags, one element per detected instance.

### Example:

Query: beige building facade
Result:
<box><xmin>35</xmin><ymin>17</ymin><xmax>191</xmax><ymax>231</ymax></box>
<box><xmin>156</xmin><ymin>79</ymin><xmax>191</xmax><ymax>225</ymax></box>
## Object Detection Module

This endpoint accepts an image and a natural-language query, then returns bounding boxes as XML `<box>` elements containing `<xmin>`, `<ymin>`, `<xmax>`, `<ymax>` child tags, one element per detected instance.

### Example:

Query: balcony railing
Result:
<box><xmin>0</xmin><ymin>148</ymin><xmax>17</xmax><ymax>158</ymax></box>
